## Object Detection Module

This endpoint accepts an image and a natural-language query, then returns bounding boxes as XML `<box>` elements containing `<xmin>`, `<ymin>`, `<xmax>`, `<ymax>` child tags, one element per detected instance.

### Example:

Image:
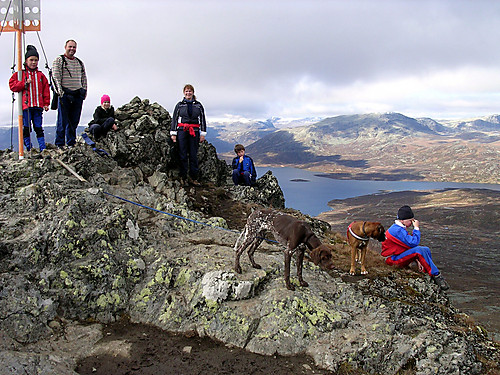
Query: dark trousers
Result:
<box><xmin>22</xmin><ymin>108</ymin><xmax>44</xmax><ymax>150</ymax></box>
<box><xmin>232</xmin><ymin>170</ymin><xmax>253</xmax><ymax>186</ymax></box>
<box><xmin>89</xmin><ymin>117</ymin><xmax>115</xmax><ymax>139</ymax></box>
<box><xmin>177</xmin><ymin>130</ymin><xmax>200</xmax><ymax>179</ymax></box>
<box><xmin>55</xmin><ymin>93</ymin><xmax>84</xmax><ymax>147</ymax></box>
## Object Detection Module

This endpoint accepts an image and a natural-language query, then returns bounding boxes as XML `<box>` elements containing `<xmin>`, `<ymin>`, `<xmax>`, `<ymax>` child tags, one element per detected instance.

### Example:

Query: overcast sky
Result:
<box><xmin>1</xmin><ymin>0</ymin><xmax>500</xmax><ymax>127</ymax></box>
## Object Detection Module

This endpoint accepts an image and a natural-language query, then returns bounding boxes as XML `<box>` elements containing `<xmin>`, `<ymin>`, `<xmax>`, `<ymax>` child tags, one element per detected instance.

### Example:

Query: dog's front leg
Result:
<box><xmin>360</xmin><ymin>248</ymin><xmax>368</xmax><ymax>275</ymax></box>
<box><xmin>234</xmin><ymin>231</ymin><xmax>249</xmax><ymax>274</ymax></box>
<box><xmin>284</xmin><ymin>251</ymin><xmax>295</xmax><ymax>291</ymax></box>
<box><xmin>248</xmin><ymin>238</ymin><xmax>263</xmax><ymax>269</ymax></box>
<box><xmin>234</xmin><ymin>246</ymin><xmax>244</xmax><ymax>274</ymax></box>
<box><xmin>296</xmin><ymin>247</ymin><xmax>308</xmax><ymax>287</ymax></box>
<box><xmin>349</xmin><ymin>245</ymin><xmax>357</xmax><ymax>275</ymax></box>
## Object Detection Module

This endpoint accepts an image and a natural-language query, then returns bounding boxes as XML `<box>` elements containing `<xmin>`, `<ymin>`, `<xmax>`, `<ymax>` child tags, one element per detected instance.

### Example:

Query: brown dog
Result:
<box><xmin>347</xmin><ymin>221</ymin><xmax>385</xmax><ymax>275</ymax></box>
<box><xmin>234</xmin><ymin>209</ymin><xmax>336</xmax><ymax>290</ymax></box>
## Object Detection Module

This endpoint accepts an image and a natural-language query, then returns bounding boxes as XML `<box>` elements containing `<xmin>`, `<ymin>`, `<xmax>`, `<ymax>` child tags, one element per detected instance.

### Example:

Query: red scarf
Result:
<box><xmin>178</xmin><ymin>123</ymin><xmax>200</xmax><ymax>137</ymax></box>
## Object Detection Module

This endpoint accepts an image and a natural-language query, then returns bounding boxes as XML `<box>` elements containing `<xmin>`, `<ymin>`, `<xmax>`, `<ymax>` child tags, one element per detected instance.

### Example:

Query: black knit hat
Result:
<box><xmin>25</xmin><ymin>45</ymin><xmax>39</xmax><ymax>60</ymax></box>
<box><xmin>397</xmin><ymin>205</ymin><xmax>414</xmax><ymax>220</ymax></box>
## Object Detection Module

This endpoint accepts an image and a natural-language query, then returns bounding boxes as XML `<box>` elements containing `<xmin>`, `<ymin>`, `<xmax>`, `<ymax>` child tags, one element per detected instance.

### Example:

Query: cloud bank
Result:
<box><xmin>1</xmin><ymin>0</ymin><xmax>500</xmax><ymax>127</ymax></box>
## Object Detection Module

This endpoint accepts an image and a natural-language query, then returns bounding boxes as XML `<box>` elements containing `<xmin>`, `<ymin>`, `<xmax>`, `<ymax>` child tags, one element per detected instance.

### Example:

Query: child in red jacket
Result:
<box><xmin>9</xmin><ymin>45</ymin><xmax>50</xmax><ymax>151</ymax></box>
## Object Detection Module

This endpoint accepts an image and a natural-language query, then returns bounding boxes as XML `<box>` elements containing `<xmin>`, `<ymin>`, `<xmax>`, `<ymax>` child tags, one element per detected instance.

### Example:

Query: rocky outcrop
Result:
<box><xmin>96</xmin><ymin>96</ymin><xmax>228</xmax><ymax>185</ymax></box>
<box><xmin>0</xmin><ymin>97</ymin><xmax>498</xmax><ymax>375</ymax></box>
<box><xmin>227</xmin><ymin>170</ymin><xmax>285</xmax><ymax>208</ymax></box>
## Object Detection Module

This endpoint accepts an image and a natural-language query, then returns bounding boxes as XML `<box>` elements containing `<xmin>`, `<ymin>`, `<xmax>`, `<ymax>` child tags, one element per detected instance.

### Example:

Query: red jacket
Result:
<box><xmin>380</xmin><ymin>230</ymin><xmax>411</xmax><ymax>257</ymax></box>
<box><xmin>9</xmin><ymin>69</ymin><xmax>50</xmax><ymax>110</ymax></box>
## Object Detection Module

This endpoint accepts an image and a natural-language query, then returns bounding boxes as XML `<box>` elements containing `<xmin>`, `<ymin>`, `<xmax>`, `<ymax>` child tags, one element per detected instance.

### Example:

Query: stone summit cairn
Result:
<box><xmin>0</xmin><ymin>97</ymin><xmax>498</xmax><ymax>375</ymax></box>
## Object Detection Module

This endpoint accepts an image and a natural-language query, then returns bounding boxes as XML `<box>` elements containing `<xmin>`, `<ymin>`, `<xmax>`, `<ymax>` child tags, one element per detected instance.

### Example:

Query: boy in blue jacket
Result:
<box><xmin>232</xmin><ymin>144</ymin><xmax>257</xmax><ymax>186</ymax></box>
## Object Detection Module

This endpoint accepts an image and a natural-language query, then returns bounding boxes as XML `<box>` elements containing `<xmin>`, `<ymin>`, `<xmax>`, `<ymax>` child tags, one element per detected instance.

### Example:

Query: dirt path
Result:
<box><xmin>76</xmin><ymin>318</ymin><xmax>334</xmax><ymax>375</ymax></box>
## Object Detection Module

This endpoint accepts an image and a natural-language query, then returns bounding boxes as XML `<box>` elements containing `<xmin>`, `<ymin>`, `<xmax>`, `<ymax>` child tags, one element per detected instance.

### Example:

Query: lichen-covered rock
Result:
<box><xmin>228</xmin><ymin>170</ymin><xmax>285</xmax><ymax>209</ymax></box>
<box><xmin>197</xmin><ymin>142</ymin><xmax>229</xmax><ymax>186</ymax></box>
<box><xmin>125</xmin><ymin>229</ymin><xmax>491</xmax><ymax>375</ymax></box>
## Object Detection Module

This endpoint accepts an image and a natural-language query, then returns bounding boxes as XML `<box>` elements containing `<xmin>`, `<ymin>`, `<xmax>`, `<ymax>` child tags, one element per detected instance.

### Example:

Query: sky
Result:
<box><xmin>1</xmin><ymin>0</ymin><xmax>500</xmax><ymax>128</ymax></box>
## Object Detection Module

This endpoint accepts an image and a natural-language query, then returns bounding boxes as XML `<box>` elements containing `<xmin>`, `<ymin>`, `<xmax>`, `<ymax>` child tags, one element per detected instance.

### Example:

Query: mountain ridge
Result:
<box><xmin>240</xmin><ymin>112</ymin><xmax>500</xmax><ymax>184</ymax></box>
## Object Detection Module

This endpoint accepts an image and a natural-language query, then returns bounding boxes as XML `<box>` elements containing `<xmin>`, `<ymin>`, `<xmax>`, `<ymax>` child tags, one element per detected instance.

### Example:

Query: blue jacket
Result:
<box><xmin>381</xmin><ymin>222</ymin><xmax>421</xmax><ymax>257</ymax></box>
<box><xmin>232</xmin><ymin>155</ymin><xmax>257</xmax><ymax>182</ymax></box>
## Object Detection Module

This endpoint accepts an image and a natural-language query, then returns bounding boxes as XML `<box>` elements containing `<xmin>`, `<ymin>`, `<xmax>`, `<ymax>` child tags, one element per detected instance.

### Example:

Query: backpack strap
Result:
<box><xmin>60</xmin><ymin>54</ymin><xmax>84</xmax><ymax>77</ymax></box>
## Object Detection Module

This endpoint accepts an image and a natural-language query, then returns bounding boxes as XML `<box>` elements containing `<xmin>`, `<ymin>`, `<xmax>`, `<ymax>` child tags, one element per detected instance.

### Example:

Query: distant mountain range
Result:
<box><xmin>238</xmin><ymin>113</ymin><xmax>500</xmax><ymax>184</ymax></box>
<box><xmin>207</xmin><ymin>116</ymin><xmax>322</xmax><ymax>153</ymax></box>
<box><xmin>2</xmin><ymin>112</ymin><xmax>499</xmax><ymax>184</ymax></box>
<box><xmin>208</xmin><ymin>112</ymin><xmax>500</xmax><ymax>184</ymax></box>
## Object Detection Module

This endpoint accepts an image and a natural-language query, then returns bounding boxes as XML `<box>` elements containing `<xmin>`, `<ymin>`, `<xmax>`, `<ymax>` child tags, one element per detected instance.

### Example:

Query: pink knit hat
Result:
<box><xmin>101</xmin><ymin>94</ymin><xmax>111</xmax><ymax>104</ymax></box>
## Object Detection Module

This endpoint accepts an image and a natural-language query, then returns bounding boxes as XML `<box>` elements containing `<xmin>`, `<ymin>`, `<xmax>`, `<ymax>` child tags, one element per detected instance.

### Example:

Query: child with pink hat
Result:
<box><xmin>87</xmin><ymin>94</ymin><xmax>118</xmax><ymax>139</ymax></box>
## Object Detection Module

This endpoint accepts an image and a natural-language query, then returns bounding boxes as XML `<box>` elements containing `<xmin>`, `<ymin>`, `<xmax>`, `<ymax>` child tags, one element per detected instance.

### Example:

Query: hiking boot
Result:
<box><xmin>433</xmin><ymin>273</ymin><xmax>449</xmax><ymax>290</ymax></box>
<box><xmin>41</xmin><ymin>149</ymin><xmax>51</xmax><ymax>159</ymax></box>
<box><xmin>188</xmin><ymin>178</ymin><xmax>201</xmax><ymax>186</ymax></box>
<box><xmin>37</xmin><ymin>137</ymin><xmax>46</xmax><ymax>152</ymax></box>
<box><xmin>29</xmin><ymin>149</ymin><xmax>42</xmax><ymax>159</ymax></box>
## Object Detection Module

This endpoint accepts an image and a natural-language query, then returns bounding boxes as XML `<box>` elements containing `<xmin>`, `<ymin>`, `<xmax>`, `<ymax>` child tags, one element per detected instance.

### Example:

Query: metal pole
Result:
<box><xmin>17</xmin><ymin>27</ymin><xmax>24</xmax><ymax>159</ymax></box>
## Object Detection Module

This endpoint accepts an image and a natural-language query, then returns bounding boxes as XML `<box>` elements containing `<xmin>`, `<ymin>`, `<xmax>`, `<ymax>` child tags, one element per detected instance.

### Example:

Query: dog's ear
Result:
<box><xmin>309</xmin><ymin>247</ymin><xmax>322</xmax><ymax>265</ymax></box>
<box><xmin>377</xmin><ymin>224</ymin><xmax>386</xmax><ymax>242</ymax></box>
<box><xmin>310</xmin><ymin>245</ymin><xmax>335</xmax><ymax>269</ymax></box>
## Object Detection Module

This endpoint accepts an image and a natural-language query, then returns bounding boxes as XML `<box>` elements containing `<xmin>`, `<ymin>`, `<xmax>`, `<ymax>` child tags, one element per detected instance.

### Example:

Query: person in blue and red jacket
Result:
<box><xmin>381</xmin><ymin>205</ymin><xmax>449</xmax><ymax>290</ymax></box>
<box><xmin>9</xmin><ymin>45</ymin><xmax>50</xmax><ymax>152</ymax></box>
<box><xmin>232</xmin><ymin>144</ymin><xmax>257</xmax><ymax>186</ymax></box>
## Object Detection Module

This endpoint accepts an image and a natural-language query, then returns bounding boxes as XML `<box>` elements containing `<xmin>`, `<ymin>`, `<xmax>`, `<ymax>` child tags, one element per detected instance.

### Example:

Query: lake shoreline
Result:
<box><xmin>257</xmin><ymin>166</ymin><xmax>500</xmax><ymax>217</ymax></box>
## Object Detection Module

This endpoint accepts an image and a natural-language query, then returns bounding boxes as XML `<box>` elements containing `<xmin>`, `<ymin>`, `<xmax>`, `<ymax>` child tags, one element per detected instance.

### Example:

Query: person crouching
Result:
<box><xmin>232</xmin><ymin>144</ymin><xmax>257</xmax><ymax>186</ymax></box>
<box><xmin>88</xmin><ymin>94</ymin><xmax>118</xmax><ymax>140</ymax></box>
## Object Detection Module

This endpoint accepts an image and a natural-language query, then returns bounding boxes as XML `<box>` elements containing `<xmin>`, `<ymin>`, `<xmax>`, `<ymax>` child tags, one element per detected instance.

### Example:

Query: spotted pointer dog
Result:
<box><xmin>234</xmin><ymin>209</ymin><xmax>336</xmax><ymax>290</ymax></box>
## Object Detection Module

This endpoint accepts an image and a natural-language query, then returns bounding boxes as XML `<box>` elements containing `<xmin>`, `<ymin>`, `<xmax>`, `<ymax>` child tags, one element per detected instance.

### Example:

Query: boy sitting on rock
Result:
<box><xmin>231</xmin><ymin>144</ymin><xmax>257</xmax><ymax>186</ymax></box>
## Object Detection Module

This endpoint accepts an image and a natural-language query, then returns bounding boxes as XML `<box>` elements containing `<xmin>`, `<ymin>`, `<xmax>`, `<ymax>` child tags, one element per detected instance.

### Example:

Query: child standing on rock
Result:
<box><xmin>9</xmin><ymin>45</ymin><xmax>50</xmax><ymax>152</ymax></box>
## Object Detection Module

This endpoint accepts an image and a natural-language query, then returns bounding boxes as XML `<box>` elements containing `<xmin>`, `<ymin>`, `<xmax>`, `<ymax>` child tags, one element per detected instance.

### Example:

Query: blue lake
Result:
<box><xmin>257</xmin><ymin>167</ymin><xmax>500</xmax><ymax>217</ymax></box>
